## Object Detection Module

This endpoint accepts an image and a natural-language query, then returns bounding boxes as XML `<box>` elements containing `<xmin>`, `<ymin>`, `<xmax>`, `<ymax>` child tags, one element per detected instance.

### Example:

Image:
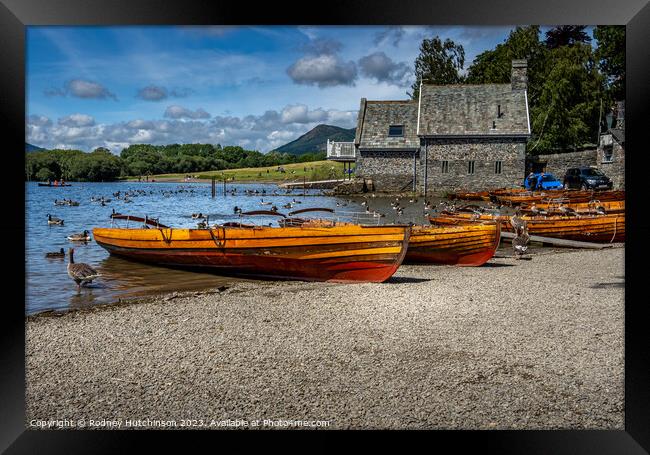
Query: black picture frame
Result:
<box><xmin>3</xmin><ymin>0</ymin><xmax>649</xmax><ymax>452</ymax></box>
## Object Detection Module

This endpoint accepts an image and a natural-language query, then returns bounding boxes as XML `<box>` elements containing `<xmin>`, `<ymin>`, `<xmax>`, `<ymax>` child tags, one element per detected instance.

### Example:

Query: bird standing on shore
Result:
<box><xmin>67</xmin><ymin>248</ymin><xmax>100</xmax><ymax>290</ymax></box>
<box><xmin>512</xmin><ymin>223</ymin><xmax>530</xmax><ymax>259</ymax></box>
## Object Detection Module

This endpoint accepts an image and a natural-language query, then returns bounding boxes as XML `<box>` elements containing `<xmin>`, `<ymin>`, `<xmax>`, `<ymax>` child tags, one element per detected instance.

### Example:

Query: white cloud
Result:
<box><xmin>358</xmin><ymin>52</ymin><xmax>412</xmax><ymax>87</ymax></box>
<box><xmin>58</xmin><ymin>113</ymin><xmax>96</xmax><ymax>127</ymax></box>
<box><xmin>163</xmin><ymin>105</ymin><xmax>211</xmax><ymax>119</ymax></box>
<box><xmin>287</xmin><ymin>54</ymin><xmax>358</xmax><ymax>88</ymax></box>
<box><xmin>27</xmin><ymin>104</ymin><xmax>358</xmax><ymax>153</ymax></box>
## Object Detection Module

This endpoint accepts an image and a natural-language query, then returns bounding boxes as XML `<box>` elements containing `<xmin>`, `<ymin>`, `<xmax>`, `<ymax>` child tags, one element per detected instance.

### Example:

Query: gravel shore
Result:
<box><xmin>26</xmin><ymin>245</ymin><xmax>624</xmax><ymax>430</ymax></box>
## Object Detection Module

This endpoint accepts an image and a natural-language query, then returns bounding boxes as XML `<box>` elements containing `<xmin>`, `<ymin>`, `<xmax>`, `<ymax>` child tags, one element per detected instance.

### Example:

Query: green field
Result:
<box><xmin>127</xmin><ymin>160</ymin><xmax>349</xmax><ymax>183</ymax></box>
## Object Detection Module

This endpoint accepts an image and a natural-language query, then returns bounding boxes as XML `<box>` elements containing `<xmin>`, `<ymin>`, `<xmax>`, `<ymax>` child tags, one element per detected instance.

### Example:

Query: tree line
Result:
<box><xmin>25</xmin><ymin>144</ymin><xmax>326</xmax><ymax>182</ymax></box>
<box><xmin>409</xmin><ymin>25</ymin><xmax>624</xmax><ymax>154</ymax></box>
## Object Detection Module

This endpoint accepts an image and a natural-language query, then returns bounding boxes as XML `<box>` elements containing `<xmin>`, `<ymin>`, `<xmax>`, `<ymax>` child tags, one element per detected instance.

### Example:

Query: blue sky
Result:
<box><xmin>26</xmin><ymin>25</ymin><xmax>583</xmax><ymax>153</ymax></box>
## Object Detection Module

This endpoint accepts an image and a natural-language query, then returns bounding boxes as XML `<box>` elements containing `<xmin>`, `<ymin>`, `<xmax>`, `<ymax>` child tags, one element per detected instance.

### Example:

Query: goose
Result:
<box><xmin>197</xmin><ymin>217</ymin><xmax>209</xmax><ymax>229</ymax></box>
<box><xmin>67</xmin><ymin>248</ymin><xmax>100</xmax><ymax>289</ymax></box>
<box><xmin>45</xmin><ymin>248</ymin><xmax>65</xmax><ymax>258</ymax></box>
<box><xmin>260</xmin><ymin>199</ymin><xmax>272</xmax><ymax>206</ymax></box>
<box><xmin>512</xmin><ymin>224</ymin><xmax>530</xmax><ymax>259</ymax></box>
<box><xmin>67</xmin><ymin>230</ymin><xmax>91</xmax><ymax>242</ymax></box>
<box><xmin>47</xmin><ymin>214</ymin><xmax>64</xmax><ymax>225</ymax></box>
<box><xmin>510</xmin><ymin>212</ymin><xmax>526</xmax><ymax>234</ymax></box>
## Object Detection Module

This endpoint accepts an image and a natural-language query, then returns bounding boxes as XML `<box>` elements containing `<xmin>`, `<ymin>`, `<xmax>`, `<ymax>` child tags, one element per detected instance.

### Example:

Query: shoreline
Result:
<box><xmin>26</xmin><ymin>246</ymin><xmax>624</xmax><ymax>429</ymax></box>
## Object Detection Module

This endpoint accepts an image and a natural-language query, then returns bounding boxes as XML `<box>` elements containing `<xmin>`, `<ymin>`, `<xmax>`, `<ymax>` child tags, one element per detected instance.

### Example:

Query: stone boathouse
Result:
<box><xmin>330</xmin><ymin>60</ymin><xmax>531</xmax><ymax>194</ymax></box>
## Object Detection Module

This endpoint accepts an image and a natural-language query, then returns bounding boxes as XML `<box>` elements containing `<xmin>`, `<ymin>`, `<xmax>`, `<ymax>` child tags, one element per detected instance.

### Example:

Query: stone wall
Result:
<box><xmin>597</xmin><ymin>141</ymin><xmax>625</xmax><ymax>189</ymax></box>
<box><xmin>420</xmin><ymin>138</ymin><xmax>526</xmax><ymax>194</ymax></box>
<box><xmin>527</xmin><ymin>150</ymin><xmax>596</xmax><ymax>177</ymax></box>
<box><xmin>356</xmin><ymin>150</ymin><xmax>419</xmax><ymax>192</ymax></box>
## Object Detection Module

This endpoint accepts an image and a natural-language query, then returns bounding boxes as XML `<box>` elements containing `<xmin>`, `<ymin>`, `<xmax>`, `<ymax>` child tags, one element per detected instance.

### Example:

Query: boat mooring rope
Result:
<box><xmin>209</xmin><ymin>226</ymin><xmax>226</xmax><ymax>248</ymax></box>
<box><xmin>159</xmin><ymin>227</ymin><xmax>173</xmax><ymax>244</ymax></box>
<box><xmin>610</xmin><ymin>217</ymin><xmax>618</xmax><ymax>243</ymax></box>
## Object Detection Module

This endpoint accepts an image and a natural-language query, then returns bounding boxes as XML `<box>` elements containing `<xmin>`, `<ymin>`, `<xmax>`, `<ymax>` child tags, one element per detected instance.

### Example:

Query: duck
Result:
<box><xmin>233</xmin><ymin>206</ymin><xmax>242</xmax><ymax>215</ymax></box>
<box><xmin>45</xmin><ymin>248</ymin><xmax>65</xmax><ymax>258</ymax></box>
<box><xmin>67</xmin><ymin>230</ymin><xmax>91</xmax><ymax>242</ymax></box>
<box><xmin>67</xmin><ymin>248</ymin><xmax>100</xmax><ymax>289</ymax></box>
<box><xmin>191</xmin><ymin>213</ymin><xmax>204</xmax><ymax>219</ymax></box>
<box><xmin>47</xmin><ymin>214</ymin><xmax>64</xmax><ymax>225</ymax></box>
<box><xmin>260</xmin><ymin>199</ymin><xmax>272</xmax><ymax>206</ymax></box>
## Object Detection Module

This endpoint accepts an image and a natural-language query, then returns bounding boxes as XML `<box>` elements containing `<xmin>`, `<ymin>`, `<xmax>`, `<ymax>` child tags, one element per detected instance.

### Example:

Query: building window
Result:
<box><xmin>495</xmin><ymin>161</ymin><xmax>502</xmax><ymax>174</ymax></box>
<box><xmin>388</xmin><ymin>125</ymin><xmax>404</xmax><ymax>137</ymax></box>
<box><xmin>602</xmin><ymin>145</ymin><xmax>614</xmax><ymax>163</ymax></box>
<box><xmin>467</xmin><ymin>161</ymin><xmax>475</xmax><ymax>175</ymax></box>
<box><xmin>441</xmin><ymin>160</ymin><xmax>449</xmax><ymax>174</ymax></box>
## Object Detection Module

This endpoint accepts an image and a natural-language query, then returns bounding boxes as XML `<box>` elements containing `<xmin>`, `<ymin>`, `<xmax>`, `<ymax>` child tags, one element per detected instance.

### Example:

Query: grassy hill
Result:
<box><xmin>272</xmin><ymin>124</ymin><xmax>355</xmax><ymax>156</ymax></box>
<box><xmin>128</xmin><ymin>160</ymin><xmax>345</xmax><ymax>183</ymax></box>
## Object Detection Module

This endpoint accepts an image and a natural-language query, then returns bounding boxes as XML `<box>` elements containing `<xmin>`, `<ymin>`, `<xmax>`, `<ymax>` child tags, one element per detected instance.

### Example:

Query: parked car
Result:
<box><xmin>523</xmin><ymin>172</ymin><xmax>563</xmax><ymax>190</ymax></box>
<box><xmin>563</xmin><ymin>167</ymin><xmax>613</xmax><ymax>190</ymax></box>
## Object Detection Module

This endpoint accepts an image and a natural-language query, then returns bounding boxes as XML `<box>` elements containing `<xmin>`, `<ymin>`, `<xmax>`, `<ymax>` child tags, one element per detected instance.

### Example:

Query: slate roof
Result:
<box><xmin>356</xmin><ymin>100</ymin><xmax>420</xmax><ymax>150</ymax></box>
<box><xmin>417</xmin><ymin>83</ymin><xmax>530</xmax><ymax>137</ymax></box>
<box><xmin>609</xmin><ymin>128</ymin><xmax>625</xmax><ymax>144</ymax></box>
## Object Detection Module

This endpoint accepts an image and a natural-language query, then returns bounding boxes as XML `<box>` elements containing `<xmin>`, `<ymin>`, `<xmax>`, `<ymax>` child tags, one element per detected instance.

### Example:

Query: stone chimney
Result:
<box><xmin>615</xmin><ymin>100</ymin><xmax>625</xmax><ymax>130</ymax></box>
<box><xmin>511</xmin><ymin>59</ymin><xmax>528</xmax><ymax>91</ymax></box>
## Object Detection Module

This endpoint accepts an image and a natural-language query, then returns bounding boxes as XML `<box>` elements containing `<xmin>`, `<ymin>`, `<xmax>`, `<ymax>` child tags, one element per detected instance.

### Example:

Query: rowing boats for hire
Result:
<box><xmin>269</xmin><ymin>211</ymin><xmax>501</xmax><ymax>267</ymax></box>
<box><xmin>406</xmin><ymin>222</ymin><xmax>501</xmax><ymax>266</ymax></box>
<box><xmin>93</xmin><ymin>222</ymin><xmax>411</xmax><ymax>283</ymax></box>
<box><xmin>429</xmin><ymin>211</ymin><xmax>624</xmax><ymax>243</ymax></box>
<box><xmin>519</xmin><ymin>199</ymin><xmax>625</xmax><ymax>215</ymax></box>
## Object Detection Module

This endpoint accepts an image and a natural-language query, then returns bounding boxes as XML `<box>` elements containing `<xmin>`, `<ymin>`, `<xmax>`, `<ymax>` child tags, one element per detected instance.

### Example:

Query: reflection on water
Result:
<box><xmin>26</xmin><ymin>181</ymin><xmax>483</xmax><ymax>315</ymax></box>
<box><xmin>26</xmin><ymin>181</ymin><xmax>368</xmax><ymax>315</ymax></box>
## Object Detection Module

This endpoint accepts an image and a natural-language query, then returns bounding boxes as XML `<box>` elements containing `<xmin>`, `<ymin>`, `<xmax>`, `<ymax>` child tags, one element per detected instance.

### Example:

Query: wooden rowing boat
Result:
<box><xmin>406</xmin><ymin>222</ymin><xmax>501</xmax><ymax>266</ymax></box>
<box><xmin>93</xmin><ymin>224</ymin><xmax>411</xmax><ymax>283</ymax></box>
<box><xmin>449</xmin><ymin>190</ymin><xmax>491</xmax><ymax>201</ymax></box>
<box><xmin>429</xmin><ymin>212</ymin><xmax>624</xmax><ymax>243</ymax></box>
<box><xmin>493</xmin><ymin>189</ymin><xmax>625</xmax><ymax>206</ymax></box>
<box><xmin>519</xmin><ymin>199</ymin><xmax>625</xmax><ymax>215</ymax></box>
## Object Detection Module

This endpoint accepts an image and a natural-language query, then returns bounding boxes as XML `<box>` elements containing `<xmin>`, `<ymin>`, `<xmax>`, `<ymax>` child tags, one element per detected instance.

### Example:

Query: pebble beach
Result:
<box><xmin>26</xmin><ymin>245</ymin><xmax>625</xmax><ymax>430</ymax></box>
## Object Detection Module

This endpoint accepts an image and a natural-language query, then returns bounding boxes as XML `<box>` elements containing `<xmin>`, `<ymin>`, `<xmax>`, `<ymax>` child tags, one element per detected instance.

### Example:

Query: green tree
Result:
<box><xmin>594</xmin><ymin>25</ymin><xmax>625</xmax><ymax>101</ymax></box>
<box><xmin>544</xmin><ymin>26</ymin><xmax>591</xmax><ymax>49</ymax></box>
<box><xmin>36</xmin><ymin>167</ymin><xmax>55</xmax><ymax>182</ymax></box>
<box><xmin>409</xmin><ymin>36</ymin><xmax>465</xmax><ymax>99</ymax></box>
<box><xmin>465</xmin><ymin>26</ymin><xmax>545</xmax><ymax>85</ymax></box>
<box><xmin>528</xmin><ymin>43</ymin><xmax>605</xmax><ymax>153</ymax></box>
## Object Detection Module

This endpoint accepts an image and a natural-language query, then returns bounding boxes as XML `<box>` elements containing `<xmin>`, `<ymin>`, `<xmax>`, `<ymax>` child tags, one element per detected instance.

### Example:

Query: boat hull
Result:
<box><xmin>93</xmin><ymin>225</ymin><xmax>410</xmax><ymax>283</ymax></box>
<box><xmin>406</xmin><ymin>222</ymin><xmax>501</xmax><ymax>266</ymax></box>
<box><xmin>430</xmin><ymin>212</ymin><xmax>625</xmax><ymax>243</ymax></box>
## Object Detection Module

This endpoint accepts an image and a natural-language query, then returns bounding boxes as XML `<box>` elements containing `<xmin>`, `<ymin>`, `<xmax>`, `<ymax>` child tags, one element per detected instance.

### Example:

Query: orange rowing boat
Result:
<box><xmin>519</xmin><ymin>199</ymin><xmax>625</xmax><ymax>215</ymax></box>
<box><xmin>93</xmin><ymin>223</ymin><xmax>411</xmax><ymax>283</ymax></box>
<box><xmin>429</xmin><ymin>212</ymin><xmax>624</xmax><ymax>243</ymax></box>
<box><xmin>406</xmin><ymin>222</ymin><xmax>501</xmax><ymax>266</ymax></box>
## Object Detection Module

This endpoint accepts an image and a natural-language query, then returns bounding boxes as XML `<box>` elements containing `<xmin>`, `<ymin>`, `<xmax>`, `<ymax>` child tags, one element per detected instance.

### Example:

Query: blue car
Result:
<box><xmin>523</xmin><ymin>172</ymin><xmax>563</xmax><ymax>190</ymax></box>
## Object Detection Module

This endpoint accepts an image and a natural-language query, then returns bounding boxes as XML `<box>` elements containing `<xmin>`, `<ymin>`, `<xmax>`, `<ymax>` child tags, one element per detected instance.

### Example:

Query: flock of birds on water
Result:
<box><xmin>41</xmin><ymin>184</ymin><xmax>533</xmax><ymax>291</ymax></box>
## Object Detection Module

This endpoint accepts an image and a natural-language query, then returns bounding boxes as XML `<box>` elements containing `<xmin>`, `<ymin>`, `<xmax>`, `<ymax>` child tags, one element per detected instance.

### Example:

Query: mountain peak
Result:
<box><xmin>272</xmin><ymin>124</ymin><xmax>356</xmax><ymax>156</ymax></box>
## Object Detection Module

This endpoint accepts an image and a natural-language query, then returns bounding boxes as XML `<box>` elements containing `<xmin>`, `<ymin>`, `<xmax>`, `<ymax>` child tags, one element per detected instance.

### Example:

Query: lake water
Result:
<box><xmin>26</xmin><ymin>181</ymin><xmax>445</xmax><ymax>315</ymax></box>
